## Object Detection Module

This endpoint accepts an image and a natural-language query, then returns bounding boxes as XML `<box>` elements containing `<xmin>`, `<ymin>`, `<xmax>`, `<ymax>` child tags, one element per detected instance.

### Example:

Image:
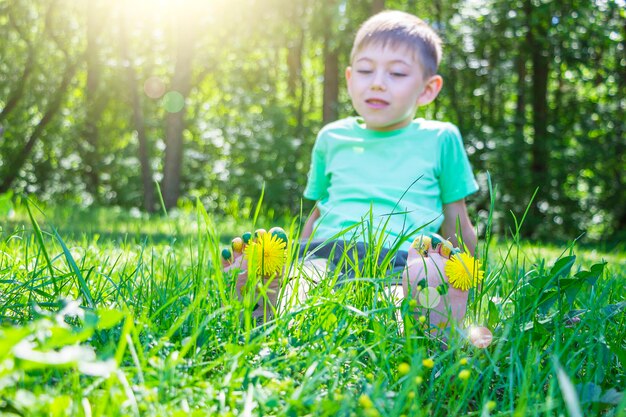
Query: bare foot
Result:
<box><xmin>221</xmin><ymin>229</ymin><xmax>287</xmax><ymax>320</ymax></box>
<box><xmin>402</xmin><ymin>234</ymin><xmax>469</xmax><ymax>333</ymax></box>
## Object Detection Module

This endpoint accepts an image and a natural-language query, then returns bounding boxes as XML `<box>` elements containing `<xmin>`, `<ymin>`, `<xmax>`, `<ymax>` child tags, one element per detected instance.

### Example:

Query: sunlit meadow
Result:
<box><xmin>0</xmin><ymin>195</ymin><xmax>624</xmax><ymax>417</ymax></box>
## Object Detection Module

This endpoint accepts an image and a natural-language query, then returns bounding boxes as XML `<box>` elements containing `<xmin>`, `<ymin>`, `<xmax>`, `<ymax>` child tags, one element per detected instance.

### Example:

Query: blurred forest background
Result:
<box><xmin>0</xmin><ymin>0</ymin><xmax>624</xmax><ymax>241</ymax></box>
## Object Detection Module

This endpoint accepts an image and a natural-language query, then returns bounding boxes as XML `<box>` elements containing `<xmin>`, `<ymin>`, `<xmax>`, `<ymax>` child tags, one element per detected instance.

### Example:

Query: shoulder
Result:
<box><xmin>314</xmin><ymin>117</ymin><xmax>360</xmax><ymax>150</ymax></box>
<box><xmin>318</xmin><ymin>117</ymin><xmax>359</xmax><ymax>137</ymax></box>
<box><xmin>412</xmin><ymin>119</ymin><xmax>465</xmax><ymax>152</ymax></box>
<box><xmin>412</xmin><ymin>119</ymin><xmax>461</xmax><ymax>139</ymax></box>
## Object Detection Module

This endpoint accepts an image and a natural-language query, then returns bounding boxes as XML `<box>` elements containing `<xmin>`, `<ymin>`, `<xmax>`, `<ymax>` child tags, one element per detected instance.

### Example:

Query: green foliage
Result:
<box><xmin>0</xmin><ymin>204</ymin><xmax>624</xmax><ymax>416</ymax></box>
<box><xmin>0</xmin><ymin>191</ymin><xmax>14</xmax><ymax>220</ymax></box>
<box><xmin>0</xmin><ymin>0</ymin><xmax>624</xmax><ymax>238</ymax></box>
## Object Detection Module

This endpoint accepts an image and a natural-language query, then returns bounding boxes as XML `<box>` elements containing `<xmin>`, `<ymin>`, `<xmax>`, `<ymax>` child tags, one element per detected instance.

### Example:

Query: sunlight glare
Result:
<box><xmin>120</xmin><ymin>0</ymin><xmax>207</xmax><ymax>30</ymax></box>
<box><xmin>144</xmin><ymin>76</ymin><xmax>166</xmax><ymax>99</ymax></box>
<box><xmin>469</xmin><ymin>326</ymin><xmax>493</xmax><ymax>348</ymax></box>
<box><xmin>417</xmin><ymin>286</ymin><xmax>441</xmax><ymax>309</ymax></box>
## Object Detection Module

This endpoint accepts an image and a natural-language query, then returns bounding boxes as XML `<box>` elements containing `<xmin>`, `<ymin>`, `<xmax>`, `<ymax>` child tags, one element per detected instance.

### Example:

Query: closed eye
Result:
<box><xmin>356</xmin><ymin>70</ymin><xmax>373</xmax><ymax>74</ymax></box>
<box><xmin>391</xmin><ymin>72</ymin><xmax>407</xmax><ymax>77</ymax></box>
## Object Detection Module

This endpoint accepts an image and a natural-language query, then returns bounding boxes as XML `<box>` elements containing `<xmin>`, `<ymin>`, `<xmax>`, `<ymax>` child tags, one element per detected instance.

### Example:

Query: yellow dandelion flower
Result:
<box><xmin>398</xmin><ymin>362</ymin><xmax>411</xmax><ymax>376</ymax></box>
<box><xmin>458</xmin><ymin>369</ymin><xmax>471</xmax><ymax>380</ymax></box>
<box><xmin>244</xmin><ymin>232</ymin><xmax>287</xmax><ymax>276</ymax></box>
<box><xmin>422</xmin><ymin>358</ymin><xmax>434</xmax><ymax>369</ymax></box>
<box><xmin>486</xmin><ymin>400</ymin><xmax>497</xmax><ymax>411</ymax></box>
<box><xmin>358</xmin><ymin>394</ymin><xmax>374</xmax><ymax>409</ymax></box>
<box><xmin>445</xmin><ymin>252</ymin><xmax>484</xmax><ymax>291</ymax></box>
<box><xmin>459</xmin><ymin>357</ymin><xmax>468</xmax><ymax>366</ymax></box>
<box><xmin>414</xmin><ymin>376</ymin><xmax>423</xmax><ymax>385</ymax></box>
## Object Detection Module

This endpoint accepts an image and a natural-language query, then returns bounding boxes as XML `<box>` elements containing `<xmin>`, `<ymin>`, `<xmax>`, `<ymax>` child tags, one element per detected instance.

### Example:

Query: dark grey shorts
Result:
<box><xmin>298</xmin><ymin>239</ymin><xmax>409</xmax><ymax>282</ymax></box>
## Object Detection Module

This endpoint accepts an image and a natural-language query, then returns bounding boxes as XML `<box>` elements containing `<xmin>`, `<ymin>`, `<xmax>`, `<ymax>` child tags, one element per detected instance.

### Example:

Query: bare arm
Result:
<box><xmin>440</xmin><ymin>199</ymin><xmax>477</xmax><ymax>256</ymax></box>
<box><xmin>300</xmin><ymin>205</ymin><xmax>320</xmax><ymax>241</ymax></box>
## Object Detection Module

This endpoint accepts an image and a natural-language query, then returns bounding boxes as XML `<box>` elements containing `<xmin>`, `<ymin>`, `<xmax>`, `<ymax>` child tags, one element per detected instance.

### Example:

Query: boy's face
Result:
<box><xmin>346</xmin><ymin>44</ymin><xmax>442</xmax><ymax>132</ymax></box>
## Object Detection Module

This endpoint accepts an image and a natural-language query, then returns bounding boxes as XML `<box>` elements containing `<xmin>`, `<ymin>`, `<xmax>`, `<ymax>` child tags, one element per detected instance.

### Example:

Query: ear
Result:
<box><xmin>416</xmin><ymin>75</ymin><xmax>443</xmax><ymax>107</ymax></box>
<box><xmin>345</xmin><ymin>66</ymin><xmax>353</xmax><ymax>96</ymax></box>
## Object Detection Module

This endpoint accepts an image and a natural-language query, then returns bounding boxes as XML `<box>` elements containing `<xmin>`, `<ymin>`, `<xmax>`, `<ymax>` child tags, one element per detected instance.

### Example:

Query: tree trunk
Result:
<box><xmin>0</xmin><ymin>2</ymin><xmax>48</xmax><ymax>122</ymax></box>
<box><xmin>0</xmin><ymin>62</ymin><xmax>78</xmax><ymax>193</ymax></box>
<box><xmin>611</xmin><ymin>16</ymin><xmax>626</xmax><ymax>234</ymax></box>
<box><xmin>524</xmin><ymin>0</ymin><xmax>551</xmax><ymax>237</ymax></box>
<box><xmin>287</xmin><ymin>29</ymin><xmax>304</xmax><ymax>101</ymax></box>
<box><xmin>447</xmin><ymin>63</ymin><xmax>464</xmax><ymax>132</ymax></box>
<box><xmin>289</xmin><ymin>24</ymin><xmax>306</xmax><ymax>138</ymax></box>
<box><xmin>530</xmin><ymin>44</ymin><xmax>549</xmax><ymax>187</ymax></box>
<box><xmin>82</xmin><ymin>0</ymin><xmax>104</xmax><ymax>201</ymax></box>
<box><xmin>120</xmin><ymin>8</ymin><xmax>156</xmax><ymax>213</ymax></box>
<box><xmin>322</xmin><ymin>45</ymin><xmax>339</xmax><ymax>125</ymax></box>
<box><xmin>513</xmin><ymin>49</ymin><xmax>527</xmax><ymax>178</ymax></box>
<box><xmin>162</xmin><ymin>6</ymin><xmax>197</xmax><ymax>210</ymax></box>
<box><xmin>322</xmin><ymin>0</ymin><xmax>340</xmax><ymax>125</ymax></box>
<box><xmin>487</xmin><ymin>48</ymin><xmax>496</xmax><ymax>127</ymax></box>
<box><xmin>0</xmin><ymin>48</ymin><xmax>35</xmax><ymax>123</ymax></box>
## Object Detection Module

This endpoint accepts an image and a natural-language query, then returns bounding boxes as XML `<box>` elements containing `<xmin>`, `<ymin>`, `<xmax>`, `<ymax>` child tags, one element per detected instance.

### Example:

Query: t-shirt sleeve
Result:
<box><xmin>303</xmin><ymin>133</ymin><xmax>329</xmax><ymax>201</ymax></box>
<box><xmin>438</xmin><ymin>124</ymin><xmax>479</xmax><ymax>204</ymax></box>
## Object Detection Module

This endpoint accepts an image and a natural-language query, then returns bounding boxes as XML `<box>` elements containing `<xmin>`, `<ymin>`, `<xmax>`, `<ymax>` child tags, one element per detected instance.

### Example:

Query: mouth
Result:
<box><xmin>365</xmin><ymin>98</ymin><xmax>390</xmax><ymax>109</ymax></box>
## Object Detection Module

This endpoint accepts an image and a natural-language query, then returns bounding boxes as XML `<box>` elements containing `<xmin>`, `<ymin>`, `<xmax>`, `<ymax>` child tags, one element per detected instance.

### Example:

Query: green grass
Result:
<box><xmin>0</xmin><ymin>201</ymin><xmax>624</xmax><ymax>416</ymax></box>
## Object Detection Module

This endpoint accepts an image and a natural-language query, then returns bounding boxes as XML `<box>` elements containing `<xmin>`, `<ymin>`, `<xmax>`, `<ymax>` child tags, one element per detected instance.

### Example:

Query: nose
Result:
<box><xmin>371</xmin><ymin>71</ymin><xmax>386</xmax><ymax>91</ymax></box>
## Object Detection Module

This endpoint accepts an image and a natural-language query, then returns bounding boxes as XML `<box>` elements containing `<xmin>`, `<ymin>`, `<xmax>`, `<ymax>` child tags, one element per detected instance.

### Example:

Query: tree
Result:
<box><xmin>0</xmin><ymin>1</ymin><xmax>80</xmax><ymax>194</ymax></box>
<box><xmin>162</xmin><ymin>3</ymin><xmax>198</xmax><ymax>210</ymax></box>
<box><xmin>1</xmin><ymin>0</ymin><xmax>624</xmax><ymax>240</ymax></box>
<box><xmin>119</xmin><ymin>5</ymin><xmax>156</xmax><ymax>212</ymax></box>
<box><xmin>322</xmin><ymin>0</ymin><xmax>341</xmax><ymax>125</ymax></box>
<box><xmin>80</xmin><ymin>0</ymin><xmax>108</xmax><ymax>201</ymax></box>
<box><xmin>524</xmin><ymin>0</ymin><xmax>551</xmax><ymax>236</ymax></box>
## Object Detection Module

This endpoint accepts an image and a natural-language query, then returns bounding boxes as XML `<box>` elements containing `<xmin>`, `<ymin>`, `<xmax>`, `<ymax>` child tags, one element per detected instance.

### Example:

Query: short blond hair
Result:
<box><xmin>350</xmin><ymin>11</ymin><xmax>442</xmax><ymax>77</ymax></box>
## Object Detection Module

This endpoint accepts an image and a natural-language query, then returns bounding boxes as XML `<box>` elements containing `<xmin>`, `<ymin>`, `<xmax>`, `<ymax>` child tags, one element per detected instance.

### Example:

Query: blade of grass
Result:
<box><xmin>251</xmin><ymin>182</ymin><xmax>265</xmax><ymax>227</ymax></box>
<box><xmin>155</xmin><ymin>180</ymin><xmax>168</xmax><ymax>218</ymax></box>
<box><xmin>52</xmin><ymin>227</ymin><xmax>95</xmax><ymax>309</ymax></box>
<box><xmin>554</xmin><ymin>358</ymin><xmax>583</xmax><ymax>417</ymax></box>
<box><xmin>25</xmin><ymin>198</ymin><xmax>57</xmax><ymax>293</ymax></box>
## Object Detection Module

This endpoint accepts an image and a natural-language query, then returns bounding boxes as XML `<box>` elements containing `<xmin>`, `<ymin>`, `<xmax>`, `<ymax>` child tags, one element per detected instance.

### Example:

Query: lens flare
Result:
<box><xmin>163</xmin><ymin>91</ymin><xmax>185</xmax><ymax>113</ymax></box>
<box><xmin>469</xmin><ymin>326</ymin><xmax>493</xmax><ymax>348</ymax></box>
<box><xmin>417</xmin><ymin>286</ymin><xmax>441</xmax><ymax>309</ymax></box>
<box><xmin>144</xmin><ymin>76</ymin><xmax>166</xmax><ymax>99</ymax></box>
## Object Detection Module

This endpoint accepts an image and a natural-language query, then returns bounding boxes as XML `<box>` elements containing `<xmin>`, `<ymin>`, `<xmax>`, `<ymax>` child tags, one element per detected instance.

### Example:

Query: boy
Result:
<box><xmin>224</xmin><ymin>10</ymin><xmax>480</xmax><ymax>330</ymax></box>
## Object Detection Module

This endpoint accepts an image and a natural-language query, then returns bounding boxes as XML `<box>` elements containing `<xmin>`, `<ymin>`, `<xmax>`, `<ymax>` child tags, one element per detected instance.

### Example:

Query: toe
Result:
<box><xmin>429</xmin><ymin>233</ymin><xmax>447</xmax><ymax>256</ymax></box>
<box><xmin>410</xmin><ymin>234</ymin><xmax>432</xmax><ymax>256</ymax></box>
<box><xmin>221</xmin><ymin>248</ymin><xmax>233</xmax><ymax>269</ymax></box>
<box><xmin>231</xmin><ymin>236</ymin><xmax>245</xmax><ymax>255</ymax></box>
<box><xmin>402</xmin><ymin>245</ymin><xmax>427</xmax><ymax>299</ymax></box>
<box><xmin>224</xmin><ymin>250</ymin><xmax>246</xmax><ymax>274</ymax></box>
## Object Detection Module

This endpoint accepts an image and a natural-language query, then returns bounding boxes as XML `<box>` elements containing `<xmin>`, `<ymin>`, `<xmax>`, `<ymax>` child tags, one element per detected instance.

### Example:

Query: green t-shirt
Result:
<box><xmin>303</xmin><ymin>117</ymin><xmax>479</xmax><ymax>251</ymax></box>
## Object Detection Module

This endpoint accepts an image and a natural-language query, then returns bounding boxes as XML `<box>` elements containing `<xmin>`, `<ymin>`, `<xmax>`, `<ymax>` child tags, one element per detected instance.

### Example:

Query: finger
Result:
<box><xmin>438</xmin><ymin>238</ymin><xmax>455</xmax><ymax>258</ymax></box>
<box><xmin>429</xmin><ymin>233</ymin><xmax>446</xmax><ymax>255</ymax></box>
<box><xmin>410</xmin><ymin>234</ymin><xmax>432</xmax><ymax>256</ymax></box>
<box><xmin>254</xmin><ymin>228</ymin><xmax>267</xmax><ymax>241</ymax></box>
<box><xmin>231</xmin><ymin>237</ymin><xmax>245</xmax><ymax>255</ymax></box>
<box><xmin>221</xmin><ymin>248</ymin><xmax>233</xmax><ymax>268</ymax></box>
<box><xmin>268</xmin><ymin>226</ymin><xmax>289</xmax><ymax>244</ymax></box>
<box><xmin>241</xmin><ymin>231</ymin><xmax>253</xmax><ymax>245</ymax></box>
